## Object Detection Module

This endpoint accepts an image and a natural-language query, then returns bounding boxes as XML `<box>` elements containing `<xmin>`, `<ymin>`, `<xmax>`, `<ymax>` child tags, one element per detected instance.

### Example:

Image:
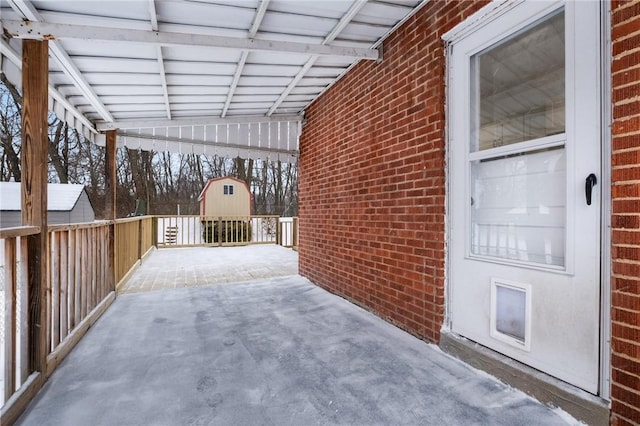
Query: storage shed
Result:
<box><xmin>0</xmin><ymin>182</ymin><xmax>95</xmax><ymax>227</ymax></box>
<box><xmin>198</xmin><ymin>177</ymin><xmax>252</xmax><ymax>218</ymax></box>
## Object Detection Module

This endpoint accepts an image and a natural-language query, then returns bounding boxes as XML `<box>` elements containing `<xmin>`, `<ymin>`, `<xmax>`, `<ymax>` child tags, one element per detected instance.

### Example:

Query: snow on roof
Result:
<box><xmin>0</xmin><ymin>182</ymin><xmax>87</xmax><ymax>211</ymax></box>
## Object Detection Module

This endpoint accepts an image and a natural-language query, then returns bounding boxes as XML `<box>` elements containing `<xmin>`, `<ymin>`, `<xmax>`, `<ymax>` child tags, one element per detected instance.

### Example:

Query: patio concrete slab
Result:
<box><xmin>17</xmin><ymin>275</ymin><xmax>577</xmax><ymax>425</ymax></box>
<box><xmin>119</xmin><ymin>245</ymin><xmax>299</xmax><ymax>294</ymax></box>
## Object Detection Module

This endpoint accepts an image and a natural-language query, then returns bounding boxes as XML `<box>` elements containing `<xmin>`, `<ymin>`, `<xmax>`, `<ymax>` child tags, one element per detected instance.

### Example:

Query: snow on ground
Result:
<box><xmin>17</xmin><ymin>274</ymin><xmax>580</xmax><ymax>425</ymax></box>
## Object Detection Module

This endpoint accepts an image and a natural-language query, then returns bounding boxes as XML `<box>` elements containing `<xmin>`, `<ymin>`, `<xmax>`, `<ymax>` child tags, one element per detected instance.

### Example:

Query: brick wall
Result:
<box><xmin>299</xmin><ymin>0</ymin><xmax>488</xmax><ymax>343</ymax></box>
<box><xmin>610</xmin><ymin>1</ymin><xmax>640</xmax><ymax>425</ymax></box>
<box><xmin>300</xmin><ymin>0</ymin><xmax>639</xmax><ymax>423</ymax></box>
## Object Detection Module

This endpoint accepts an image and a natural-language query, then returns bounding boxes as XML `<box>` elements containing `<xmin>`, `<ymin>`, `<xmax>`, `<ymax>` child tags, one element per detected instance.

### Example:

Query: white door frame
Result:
<box><xmin>598</xmin><ymin>0</ymin><xmax>612</xmax><ymax>401</ymax></box>
<box><xmin>441</xmin><ymin>0</ymin><xmax>611</xmax><ymax>398</ymax></box>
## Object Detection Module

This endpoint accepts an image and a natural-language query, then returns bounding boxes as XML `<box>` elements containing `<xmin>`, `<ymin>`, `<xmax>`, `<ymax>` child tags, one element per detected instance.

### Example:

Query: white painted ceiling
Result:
<box><xmin>1</xmin><ymin>0</ymin><xmax>424</xmax><ymax>158</ymax></box>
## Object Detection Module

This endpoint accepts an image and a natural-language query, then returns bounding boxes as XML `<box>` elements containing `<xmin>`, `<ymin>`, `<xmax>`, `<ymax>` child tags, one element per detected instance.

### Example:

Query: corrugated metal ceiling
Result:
<box><xmin>1</xmin><ymin>0</ymin><xmax>425</xmax><ymax>158</ymax></box>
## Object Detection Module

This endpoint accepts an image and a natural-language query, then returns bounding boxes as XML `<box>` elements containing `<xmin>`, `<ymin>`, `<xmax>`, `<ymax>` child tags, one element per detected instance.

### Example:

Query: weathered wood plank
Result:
<box><xmin>67</xmin><ymin>230</ymin><xmax>76</xmax><ymax>330</ymax></box>
<box><xmin>0</xmin><ymin>226</ymin><xmax>40</xmax><ymax>239</ymax></box>
<box><xmin>4</xmin><ymin>238</ymin><xmax>17</xmax><ymax>401</ymax></box>
<box><xmin>106</xmin><ymin>130</ymin><xmax>117</xmax><ymax>292</ymax></box>
<box><xmin>74</xmin><ymin>230</ymin><xmax>82</xmax><ymax>328</ymax></box>
<box><xmin>51</xmin><ymin>232</ymin><xmax>60</xmax><ymax>349</ymax></box>
<box><xmin>81</xmin><ymin>229</ymin><xmax>88</xmax><ymax>318</ymax></box>
<box><xmin>48</xmin><ymin>221</ymin><xmax>112</xmax><ymax>232</ymax></box>
<box><xmin>0</xmin><ymin>373</ymin><xmax>42</xmax><ymax>426</ymax></box>
<box><xmin>19</xmin><ymin>238</ymin><xmax>29</xmax><ymax>383</ymax></box>
<box><xmin>18</xmin><ymin>37</ymin><xmax>48</xmax><ymax>426</ymax></box>
<box><xmin>59</xmin><ymin>231</ymin><xmax>68</xmax><ymax>341</ymax></box>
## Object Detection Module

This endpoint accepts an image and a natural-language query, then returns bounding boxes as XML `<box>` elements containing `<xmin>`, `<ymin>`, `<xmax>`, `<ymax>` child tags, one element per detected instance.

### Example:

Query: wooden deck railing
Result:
<box><xmin>1</xmin><ymin>214</ymin><xmax>297</xmax><ymax>424</ymax></box>
<box><xmin>114</xmin><ymin>217</ymin><xmax>155</xmax><ymax>287</ymax></box>
<box><xmin>1</xmin><ymin>226</ymin><xmax>39</xmax><ymax>411</ymax></box>
<box><xmin>156</xmin><ymin>215</ymin><xmax>285</xmax><ymax>247</ymax></box>
<box><xmin>45</xmin><ymin>222</ymin><xmax>115</xmax><ymax>378</ymax></box>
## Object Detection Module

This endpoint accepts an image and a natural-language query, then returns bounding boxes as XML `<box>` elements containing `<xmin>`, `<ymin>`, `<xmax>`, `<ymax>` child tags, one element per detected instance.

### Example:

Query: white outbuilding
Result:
<box><xmin>0</xmin><ymin>182</ymin><xmax>95</xmax><ymax>228</ymax></box>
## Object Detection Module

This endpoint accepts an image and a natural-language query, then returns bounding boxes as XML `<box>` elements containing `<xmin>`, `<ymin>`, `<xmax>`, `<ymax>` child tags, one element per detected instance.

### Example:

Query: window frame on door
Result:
<box><xmin>444</xmin><ymin>0</ymin><xmax>577</xmax><ymax>276</ymax></box>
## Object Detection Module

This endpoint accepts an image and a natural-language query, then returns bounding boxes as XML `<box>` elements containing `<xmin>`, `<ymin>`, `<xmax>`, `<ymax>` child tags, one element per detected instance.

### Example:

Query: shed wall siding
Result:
<box><xmin>610</xmin><ymin>1</ymin><xmax>640</xmax><ymax>424</ymax></box>
<box><xmin>202</xmin><ymin>179</ymin><xmax>251</xmax><ymax>217</ymax></box>
<box><xmin>299</xmin><ymin>0</ymin><xmax>489</xmax><ymax>343</ymax></box>
<box><xmin>0</xmin><ymin>211</ymin><xmax>21</xmax><ymax>228</ymax></box>
<box><xmin>68</xmin><ymin>191</ymin><xmax>96</xmax><ymax>224</ymax></box>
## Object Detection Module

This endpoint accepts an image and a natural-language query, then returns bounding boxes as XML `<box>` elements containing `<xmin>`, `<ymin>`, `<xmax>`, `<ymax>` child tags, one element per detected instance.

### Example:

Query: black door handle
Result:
<box><xmin>585</xmin><ymin>173</ymin><xmax>597</xmax><ymax>206</ymax></box>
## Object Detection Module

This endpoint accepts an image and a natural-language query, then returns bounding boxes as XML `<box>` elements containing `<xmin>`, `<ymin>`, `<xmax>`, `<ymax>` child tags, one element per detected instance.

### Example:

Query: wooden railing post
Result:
<box><xmin>4</xmin><ymin>238</ymin><xmax>17</xmax><ymax>401</ymax></box>
<box><xmin>276</xmin><ymin>217</ymin><xmax>282</xmax><ymax>246</ymax></box>
<box><xmin>293</xmin><ymin>217</ymin><xmax>299</xmax><ymax>249</ymax></box>
<box><xmin>21</xmin><ymin>39</ymin><xmax>49</xmax><ymax>376</ymax></box>
<box><xmin>105</xmin><ymin>130</ymin><xmax>117</xmax><ymax>291</ymax></box>
<box><xmin>217</xmin><ymin>217</ymin><xmax>223</xmax><ymax>247</ymax></box>
<box><xmin>137</xmin><ymin>218</ymin><xmax>143</xmax><ymax>260</ymax></box>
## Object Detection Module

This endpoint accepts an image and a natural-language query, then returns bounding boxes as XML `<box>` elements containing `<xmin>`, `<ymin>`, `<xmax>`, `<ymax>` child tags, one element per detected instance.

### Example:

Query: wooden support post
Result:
<box><xmin>21</xmin><ymin>39</ymin><xmax>49</xmax><ymax>375</ymax></box>
<box><xmin>152</xmin><ymin>216</ymin><xmax>158</xmax><ymax>247</ymax></box>
<box><xmin>137</xmin><ymin>218</ymin><xmax>143</xmax><ymax>260</ymax></box>
<box><xmin>105</xmin><ymin>130</ymin><xmax>117</xmax><ymax>291</ymax></box>
<box><xmin>105</xmin><ymin>130</ymin><xmax>117</xmax><ymax>220</ymax></box>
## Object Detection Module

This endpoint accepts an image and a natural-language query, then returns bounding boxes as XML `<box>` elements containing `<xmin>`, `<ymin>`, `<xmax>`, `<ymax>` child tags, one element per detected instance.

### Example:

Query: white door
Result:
<box><xmin>448</xmin><ymin>1</ymin><xmax>601</xmax><ymax>393</ymax></box>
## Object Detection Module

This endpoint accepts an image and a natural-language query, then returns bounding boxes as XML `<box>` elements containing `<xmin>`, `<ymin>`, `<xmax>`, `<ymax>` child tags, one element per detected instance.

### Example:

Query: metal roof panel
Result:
<box><xmin>0</xmin><ymin>0</ymin><xmax>427</xmax><ymax>158</ymax></box>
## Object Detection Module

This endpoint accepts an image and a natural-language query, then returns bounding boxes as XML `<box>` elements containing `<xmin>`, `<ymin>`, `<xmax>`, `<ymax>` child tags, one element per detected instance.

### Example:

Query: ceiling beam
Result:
<box><xmin>266</xmin><ymin>0</ymin><xmax>369</xmax><ymax>116</ymax></box>
<box><xmin>97</xmin><ymin>114</ymin><xmax>302</xmax><ymax>131</ymax></box>
<box><xmin>117</xmin><ymin>132</ymin><xmax>297</xmax><ymax>156</ymax></box>
<box><xmin>0</xmin><ymin>38</ymin><xmax>98</xmax><ymax>134</ymax></box>
<box><xmin>2</xmin><ymin>19</ymin><xmax>379</xmax><ymax>60</ymax></box>
<box><xmin>222</xmin><ymin>0</ymin><xmax>270</xmax><ymax>118</ymax></box>
<box><xmin>147</xmin><ymin>0</ymin><xmax>171</xmax><ymax>120</ymax></box>
<box><xmin>6</xmin><ymin>0</ymin><xmax>114</xmax><ymax>123</ymax></box>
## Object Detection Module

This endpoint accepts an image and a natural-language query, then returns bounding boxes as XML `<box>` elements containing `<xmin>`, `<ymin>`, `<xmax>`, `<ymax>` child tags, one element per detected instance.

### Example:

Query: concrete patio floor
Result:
<box><xmin>16</xmin><ymin>247</ymin><xmax>577</xmax><ymax>425</ymax></box>
<box><xmin>119</xmin><ymin>245</ymin><xmax>299</xmax><ymax>293</ymax></box>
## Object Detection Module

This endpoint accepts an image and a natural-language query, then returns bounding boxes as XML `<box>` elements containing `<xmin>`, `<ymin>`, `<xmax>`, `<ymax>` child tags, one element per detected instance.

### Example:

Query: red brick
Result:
<box><xmin>612</xmin><ymin>66</ymin><xmax>640</xmax><ymax>88</ymax></box>
<box><xmin>613</xmin><ymin>134</ymin><xmax>640</xmax><ymax>151</ymax></box>
<box><xmin>612</xmin><ymin>384</ymin><xmax>640</xmax><ymax>417</ymax></box>
<box><xmin>614</xmin><ymin>33</ymin><xmax>640</xmax><ymax>57</ymax></box>
<box><xmin>613</xmin><ymin>368</ymin><xmax>640</xmax><ymax>391</ymax></box>
<box><xmin>613</xmin><ymin>116</ymin><xmax>640</xmax><ymax>135</ymax></box>
<box><xmin>611</xmin><ymin>399</ymin><xmax>640</xmax><ymax>425</ymax></box>
<box><xmin>612</xmin><ymin>13</ymin><xmax>640</xmax><ymax>41</ymax></box>
<box><xmin>612</xmin><ymin>149</ymin><xmax>640</xmax><ymax>166</ymax></box>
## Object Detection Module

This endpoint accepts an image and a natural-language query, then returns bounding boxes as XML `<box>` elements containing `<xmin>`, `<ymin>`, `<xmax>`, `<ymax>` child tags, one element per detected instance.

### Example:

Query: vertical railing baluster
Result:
<box><xmin>52</xmin><ymin>232</ymin><xmax>61</xmax><ymax>350</ymax></box>
<box><xmin>74</xmin><ymin>230</ymin><xmax>82</xmax><ymax>327</ymax></box>
<box><xmin>60</xmin><ymin>231</ymin><xmax>68</xmax><ymax>342</ymax></box>
<box><xmin>19</xmin><ymin>236</ymin><xmax>29</xmax><ymax>384</ymax></box>
<box><xmin>4</xmin><ymin>238</ymin><xmax>17</xmax><ymax>401</ymax></box>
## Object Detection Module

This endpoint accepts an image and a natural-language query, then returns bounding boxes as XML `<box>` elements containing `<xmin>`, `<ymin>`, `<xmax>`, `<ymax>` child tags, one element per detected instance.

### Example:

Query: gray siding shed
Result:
<box><xmin>0</xmin><ymin>182</ymin><xmax>95</xmax><ymax>228</ymax></box>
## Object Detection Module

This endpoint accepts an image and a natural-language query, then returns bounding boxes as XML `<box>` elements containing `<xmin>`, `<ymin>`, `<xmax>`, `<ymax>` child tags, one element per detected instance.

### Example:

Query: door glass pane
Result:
<box><xmin>470</xmin><ymin>148</ymin><xmax>566</xmax><ymax>266</ymax></box>
<box><xmin>471</xmin><ymin>11</ymin><xmax>565</xmax><ymax>151</ymax></box>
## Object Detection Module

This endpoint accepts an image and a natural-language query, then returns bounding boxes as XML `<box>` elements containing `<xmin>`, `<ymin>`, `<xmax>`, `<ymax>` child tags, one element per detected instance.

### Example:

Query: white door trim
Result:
<box><xmin>598</xmin><ymin>0</ymin><xmax>612</xmax><ymax>401</ymax></box>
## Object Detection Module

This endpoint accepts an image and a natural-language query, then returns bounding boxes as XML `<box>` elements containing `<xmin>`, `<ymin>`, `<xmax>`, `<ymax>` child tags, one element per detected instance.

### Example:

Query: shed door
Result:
<box><xmin>448</xmin><ymin>1</ymin><xmax>601</xmax><ymax>393</ymax></box>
